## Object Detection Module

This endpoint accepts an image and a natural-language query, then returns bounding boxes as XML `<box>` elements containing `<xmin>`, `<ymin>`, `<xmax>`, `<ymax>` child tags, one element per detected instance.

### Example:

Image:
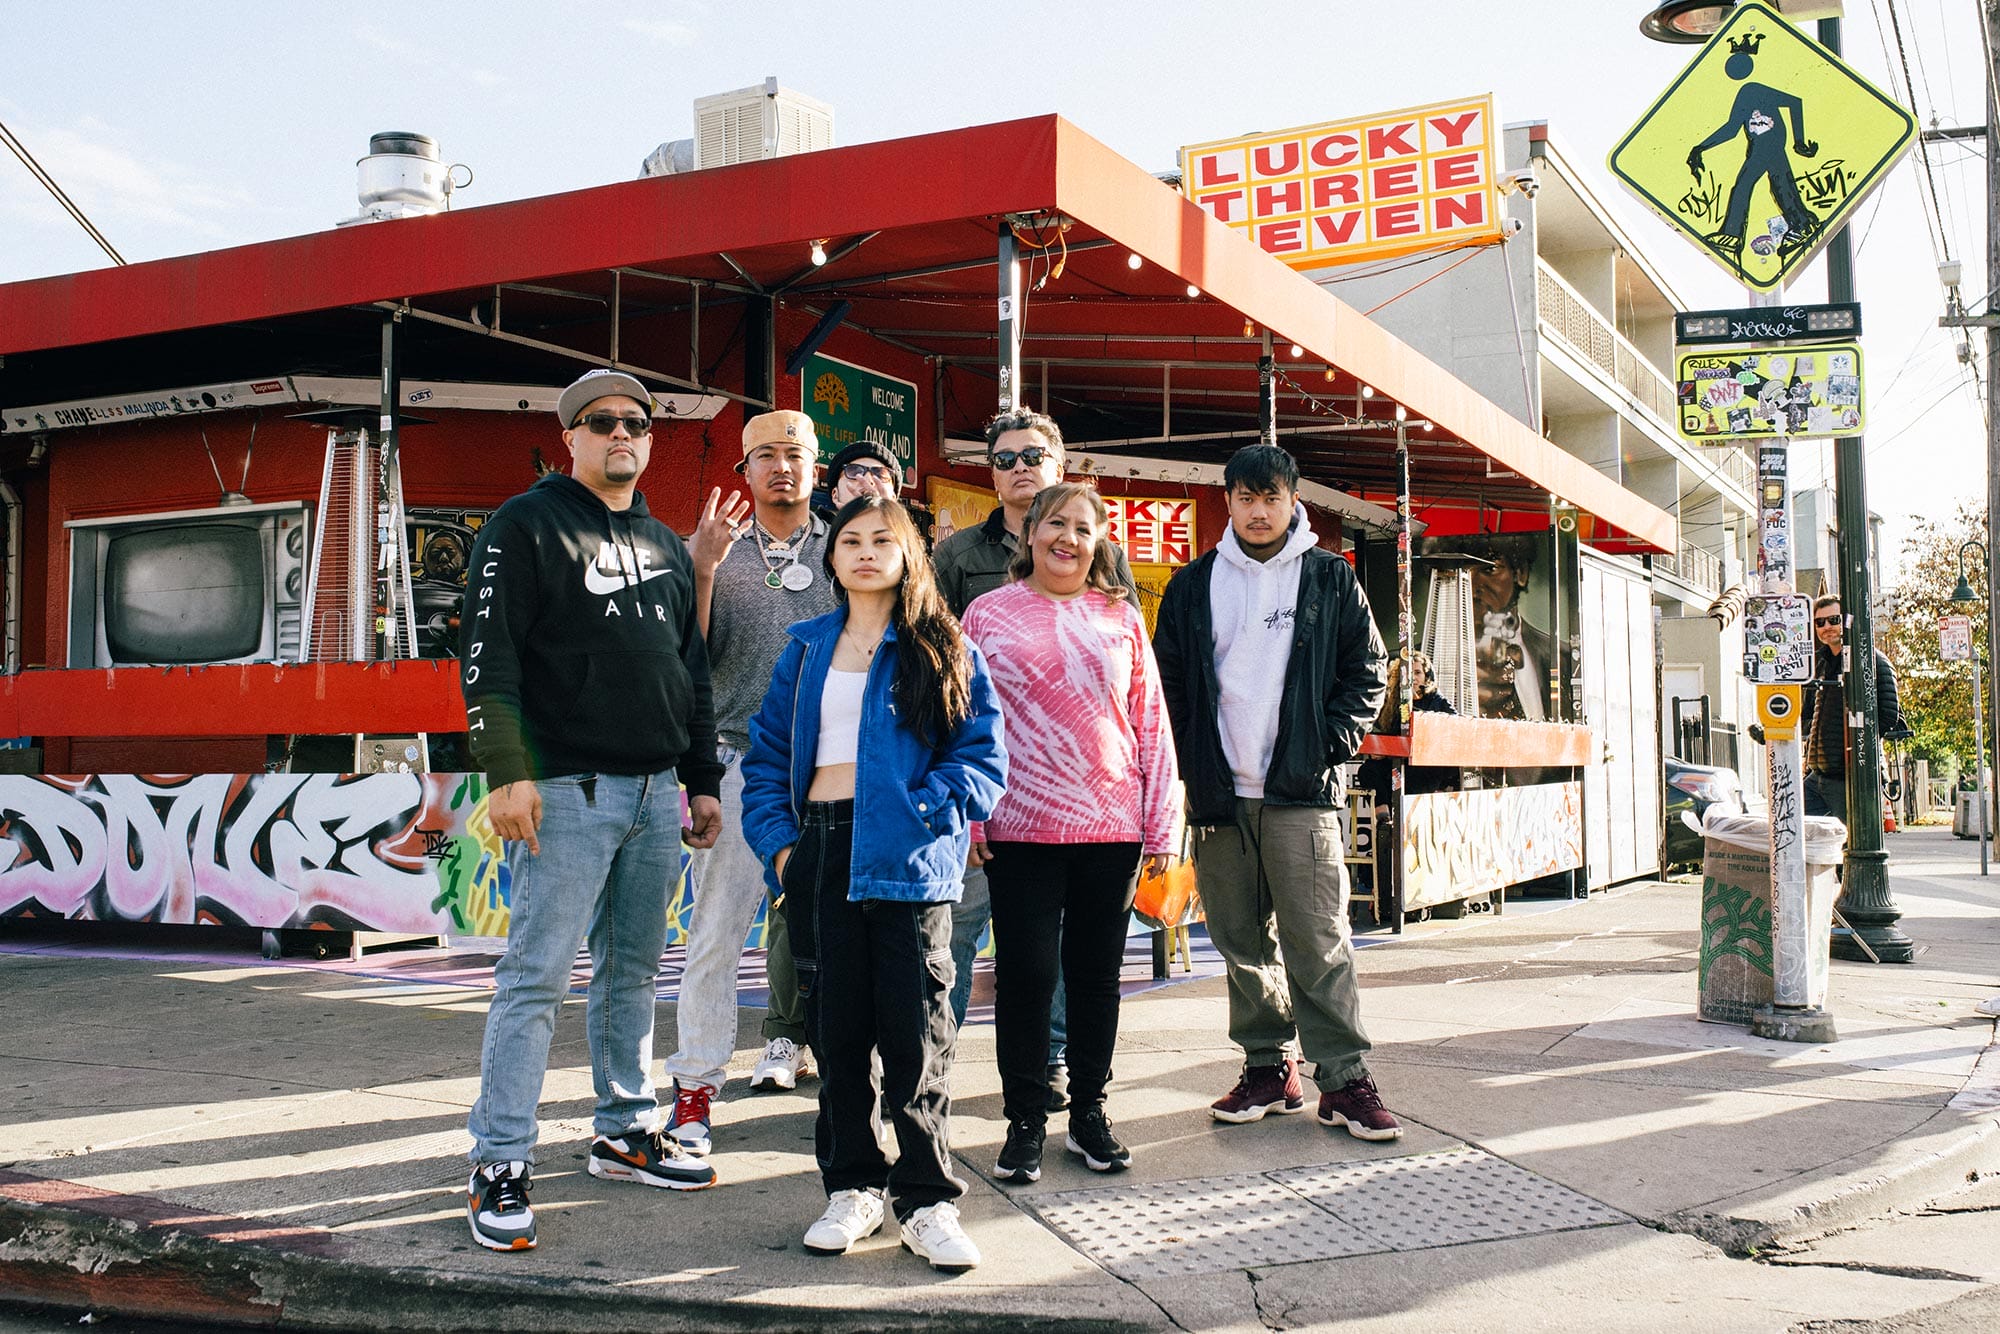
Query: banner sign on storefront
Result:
<box><xmin>801</xmin><ymin>352</ymin><xmax>917</xmax><ymax>479</ymax></box>
<box><xmin>1103</xmin><ymin>496</ymin><xmax>1197</xmax><ymax>566</ymax></box>
<box><xmin>1180</xmin><ymin>95</ymin><xmax>1504</xmax><ymax>270</ymax></box>
<box><xmin>1676</xmin><ymin>343</ymin><xmax>1862</xmax><ymax>441</ymax></box>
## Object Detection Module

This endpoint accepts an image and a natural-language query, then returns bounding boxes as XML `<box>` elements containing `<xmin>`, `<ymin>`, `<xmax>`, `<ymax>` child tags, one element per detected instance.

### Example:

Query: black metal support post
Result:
<box><xmin>376</xmin><ymin>310</ymin><xmax>400</xmax><ymax>663</ymax></box>
<box><xmin>1821</xmin><ymin>15</ymin><xmax>1913</xmax><ymax>963</ymax></box>
<box><xmin>1257</xmin><ymin>330</ymin><xmax>1276</xmax><ymax>445</ymax></box>
<box><xmin>998</xmin><ymin>226</ymin><xmax>1022</xmax><ymax>411</ymax></box>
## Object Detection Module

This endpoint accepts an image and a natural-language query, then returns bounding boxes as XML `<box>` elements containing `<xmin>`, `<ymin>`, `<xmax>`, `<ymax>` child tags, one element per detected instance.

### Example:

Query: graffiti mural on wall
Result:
<box><xmin>0</xmin><ymin>773</ymin><xmax>736</xmax><ymax>947</ymax></box>
<box><xmin>0</xmin><ymin>773</ymin><xmax>480</xmax><ymax>933</ymax></box>
<box><xmin>1401</xmin><ymin>780</ymin><xmax>1583</xmax><ymax>911</ymax></box>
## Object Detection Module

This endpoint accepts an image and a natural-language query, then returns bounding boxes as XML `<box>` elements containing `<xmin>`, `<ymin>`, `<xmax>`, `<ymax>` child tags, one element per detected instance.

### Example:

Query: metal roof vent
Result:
<box><xmin>337</xmin><ymin>132</ymin><xmax>472</xmax><ymax>227</ymax></box>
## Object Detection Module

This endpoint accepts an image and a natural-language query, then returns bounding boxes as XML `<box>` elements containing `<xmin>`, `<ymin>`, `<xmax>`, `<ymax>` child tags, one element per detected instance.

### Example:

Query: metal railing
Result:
<box><xmin>1536</xmin><ymin>260</ymin><xmax>1678</xmax><ymax>427</ymax></box>
<box><xmin>1654</xmin><ymin>543</ymin><xmax>1723</xmax><ymax>596</ymax></box>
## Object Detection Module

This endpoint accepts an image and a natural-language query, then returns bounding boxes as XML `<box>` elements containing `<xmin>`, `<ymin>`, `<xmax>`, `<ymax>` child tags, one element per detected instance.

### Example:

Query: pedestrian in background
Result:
<box><xmin>742</xmin><ymin>495</ymin><xmax>1006</xmax><ymax>1271</ymax></box>
<box><xmin>961</xmin><ymin>480</ymin><xmax>1179</xmax><ymax>1182</ymax></box>
<box><xmin>461</xmin><ymin>369</ymin><xmax>722</xmax><ymax>1254</ymax></box>
<box><xmin>1155</xmin><ymin>444</ymin><xmax>1399</xmax><ymax>1142</ymax></box>
<box><xmin>1802</xmin><ymin>592</ymin><xmax>1910</xmax><ymax>823</ymax></box>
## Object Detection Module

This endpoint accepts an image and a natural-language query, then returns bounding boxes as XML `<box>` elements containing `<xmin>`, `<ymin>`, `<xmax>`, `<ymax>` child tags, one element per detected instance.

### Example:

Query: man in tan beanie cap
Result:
<box><xmin>664</xmin><ymin>409</ymin><xmax>837</xmax><ymax>1156</ymax></box>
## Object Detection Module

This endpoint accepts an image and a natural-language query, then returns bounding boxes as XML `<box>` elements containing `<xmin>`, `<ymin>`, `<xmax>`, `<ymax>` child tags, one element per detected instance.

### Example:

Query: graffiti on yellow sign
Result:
<box><xmin>1676</xmin><ymin>342</ymin><xmax>1862</xmax><ymax>441</ymax></box>
<box><xmin>1608</xmin><ymin>1</ymin><xmax>1915</xmax><ymax>291</ymax></box>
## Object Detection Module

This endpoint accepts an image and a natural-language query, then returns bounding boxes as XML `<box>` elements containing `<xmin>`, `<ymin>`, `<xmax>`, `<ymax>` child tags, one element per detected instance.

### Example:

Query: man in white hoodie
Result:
<box><xmin>1155</xmin><ymin>445</ymin><xmax>1398</xmax><ymax>1141</ymax></box>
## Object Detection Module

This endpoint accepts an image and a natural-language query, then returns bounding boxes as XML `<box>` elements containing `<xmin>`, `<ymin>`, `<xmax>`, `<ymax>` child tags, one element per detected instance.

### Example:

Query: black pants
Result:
<box><xmin>985</xmin><ymin>840</ymin><xmax>1142</xmax><ymax>1123</ymax></box>
<box><xmin>786</xmin><ymin>800</ymin><xmax>964</xmax><ymax>1218</ymax></box>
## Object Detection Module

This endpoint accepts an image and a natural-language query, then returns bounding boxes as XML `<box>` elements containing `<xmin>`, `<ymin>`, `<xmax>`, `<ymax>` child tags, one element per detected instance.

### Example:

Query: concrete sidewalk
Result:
<box><xmin>1</xmin><ymin>826</ymin><xmax>1996</xmax><ymax>1332</ymax></box>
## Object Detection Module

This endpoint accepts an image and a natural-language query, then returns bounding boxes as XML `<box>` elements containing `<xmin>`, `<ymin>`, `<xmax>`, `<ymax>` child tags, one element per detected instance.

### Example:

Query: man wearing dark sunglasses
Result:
<box><xmin>1800</xmin><ymin>593</ymin><xmax>1909</xmax><ymax>822</ymax></box>
<box><xmin>931</xmin><ymin>408</ymin><xmax>1138</xmax><ymax>1107</ymax></box>
<box><xmin>460</xmin><ymin>368</ymin><xmax>724</xmax><ymax>1252</ymax></box>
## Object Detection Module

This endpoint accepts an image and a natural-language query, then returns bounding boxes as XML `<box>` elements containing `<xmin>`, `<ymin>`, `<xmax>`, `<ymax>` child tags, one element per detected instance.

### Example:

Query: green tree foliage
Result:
<box><xmin>1879</xmin><ymin>501</ymin><xmax>1988</xmax><ymax>771</ymax></box>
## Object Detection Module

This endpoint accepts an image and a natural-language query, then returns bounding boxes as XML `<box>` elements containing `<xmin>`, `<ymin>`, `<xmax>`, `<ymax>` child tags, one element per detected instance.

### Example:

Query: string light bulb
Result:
<box><xmin>809</xmin><ymin>239</ymin><xmax>829</xmax><ymax>267</ymax></box>
<box><xmin>1289</xmin><ymin>343</ymin><xmax>1304</xmax><ymax>358</ymax></box>
<box><xmin>1395</xmin><ymin>405</ymin><xmax>1408</xmax><ymax>421</ymax></box>
<box><xmin>1185</xmin><ymin>283</ymin><xmax>1200</xmax><ymax>298</ymax></box>
<box><xmin>1127</xmin><ymin>252</ymin><xmax>1143</xmax><ymax>270</ymax></box>
<box><xmin>1360</xmin><ymin>385</ymin><xmax>1375</xmax><ymax>398</ymax></box>
<box><xmin>1242</xmin><ymin>318</ymin><xmax>1256</xmax><ymax>338</ymax></box>
<box><xmin>1323</xmin><ymin>367</ymin><xmax>1336</xmax><ymax>382</ymax></box>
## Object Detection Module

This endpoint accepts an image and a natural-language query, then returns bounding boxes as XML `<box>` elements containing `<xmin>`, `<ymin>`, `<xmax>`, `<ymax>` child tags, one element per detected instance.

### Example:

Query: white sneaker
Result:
<box><xmin>803</xmin><ymin>1188</ymin><xmax>886</xmax><ymax>1255</ymax></box>
<box><xmin>751</xmin><ymin>1037</ymin><xmax>812</xmax><ymax>1091</ymax></box>
<box><xmin>899</xmin><ymin>1200</ymin><xmax>980</xmax><ymax>1271</ymax></box>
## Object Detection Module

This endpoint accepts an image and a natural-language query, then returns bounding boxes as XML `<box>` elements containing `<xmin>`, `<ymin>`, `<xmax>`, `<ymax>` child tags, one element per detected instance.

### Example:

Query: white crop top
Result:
<box><xmin>815</xmin><ymin>668</ymin><xmax>867</xmax><ymax>766</ymax></box>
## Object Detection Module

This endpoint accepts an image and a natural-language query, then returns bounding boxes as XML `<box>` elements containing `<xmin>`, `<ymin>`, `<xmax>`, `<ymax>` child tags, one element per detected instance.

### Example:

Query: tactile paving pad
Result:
<box><xmin>1273</xmin><ymin>1147</ymin><xmax>1629</xmax><ymax>1250</ymax></box>
<box><xmin>1028</xmin><ymin>1148</ymin><xmax>1627</xmax><ymax>1280</ymax></box>
<box><xmin>1027</xmin><ymin>1174</ymin><xmax>1382</xmax><ymax>1281</ymax></box>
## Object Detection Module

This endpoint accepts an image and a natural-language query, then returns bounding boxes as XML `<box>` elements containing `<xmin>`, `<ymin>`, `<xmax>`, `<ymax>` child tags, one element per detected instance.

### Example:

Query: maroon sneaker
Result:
<box><xmin>1210</xmin><ymin>1060</ymin><xmax>1307</xmax><ymax>1123</ymax></box>
<box><xmin>1316</xmin><ymin>1075</ymin><xmax>1403</xmax><ymax>1141</ymax></box>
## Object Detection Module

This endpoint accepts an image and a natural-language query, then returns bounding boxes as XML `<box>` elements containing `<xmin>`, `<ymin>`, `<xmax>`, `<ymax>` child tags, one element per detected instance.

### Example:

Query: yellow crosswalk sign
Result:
<box><xmin>1608</xmin><ymin>1</ymin><xmax>1915</xmax><ymax>291</ymax></box>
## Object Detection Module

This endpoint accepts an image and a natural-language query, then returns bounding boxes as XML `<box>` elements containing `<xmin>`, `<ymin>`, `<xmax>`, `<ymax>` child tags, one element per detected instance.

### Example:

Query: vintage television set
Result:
<box><xmin>66</xmin><ymin>501</ymin><xmax>312</xmax><ymax>668</ymax></box>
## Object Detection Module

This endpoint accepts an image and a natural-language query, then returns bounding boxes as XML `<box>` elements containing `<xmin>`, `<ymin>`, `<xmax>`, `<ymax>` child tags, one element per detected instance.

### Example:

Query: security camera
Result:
<box><xmin>1504</xmin><ymin>167</ymin><xmax>1541</xmax><ymax>199</ymax></box>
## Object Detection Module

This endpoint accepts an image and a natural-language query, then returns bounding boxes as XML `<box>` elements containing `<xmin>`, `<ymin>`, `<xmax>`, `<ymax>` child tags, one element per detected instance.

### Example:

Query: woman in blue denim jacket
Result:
<box><xmin>741</xmin><ymin>495</ymin><xmax>1006</xmax><ymax>1271</ymax></box>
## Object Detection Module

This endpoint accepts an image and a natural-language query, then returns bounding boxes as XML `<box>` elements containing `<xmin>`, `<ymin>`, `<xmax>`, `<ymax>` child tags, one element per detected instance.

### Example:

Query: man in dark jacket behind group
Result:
<box><xmin>459</xmin><ymin>369</ymin><xmax>724</xmax><ymax>1253</ymax></box>
<box><xmin>1801</xmin><ymin>592</ymin><xmax>1910</xmax><ymax>823</ymax></box>
<box><xmin>1155</xmin><ymin>444</ymin><xmax>1400</xmax><ymax>1142</ymax></box>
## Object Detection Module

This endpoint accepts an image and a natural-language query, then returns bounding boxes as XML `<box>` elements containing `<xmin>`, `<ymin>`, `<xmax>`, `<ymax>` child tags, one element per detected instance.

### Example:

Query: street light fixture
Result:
<box><xmin>1952</xmin><ymin>541</ymin><xmax>1983</xmax><ymax>606</ymax></box>
<box><xmin>1638</xmin><ymin>2</ymin><xmax>1846</xmax><ymax>45</ymax></box>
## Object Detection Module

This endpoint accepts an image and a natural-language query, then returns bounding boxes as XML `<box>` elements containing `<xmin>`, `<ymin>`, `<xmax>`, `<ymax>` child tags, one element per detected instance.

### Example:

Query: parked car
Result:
<box><xmin>1663</xmin><ymin>757</ymin><xmax>1747</xmax><ymax>868</ymax></box>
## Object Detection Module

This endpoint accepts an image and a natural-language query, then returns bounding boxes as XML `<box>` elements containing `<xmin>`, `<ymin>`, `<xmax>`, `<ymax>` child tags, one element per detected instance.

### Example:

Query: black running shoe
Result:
<box><xmin>993</xmin><ymin>1116</ymin><xmax>1045</xmax><ymax>1183</ymax></box>
<box><xmin>1065</xmin><ymin>1104</ymin><xmax>1132</xmax><ymax>1173</ymax></box>
<box><xmin>589</xmin><ymin>1128</ymin><xmax>719</xmax><ymax>1190</ymax></box>
<box><xmin>466</xmin><ymin>1160</ymin><xmax>536</xmax><ymax>1251</ymax></box>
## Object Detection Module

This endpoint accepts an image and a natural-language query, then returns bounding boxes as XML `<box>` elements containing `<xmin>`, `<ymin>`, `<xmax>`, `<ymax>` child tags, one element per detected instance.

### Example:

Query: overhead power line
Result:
<box><xmin>0</xmin><ymin>117</ymin><xmax>125</xmax><ymax>266</ymax></box>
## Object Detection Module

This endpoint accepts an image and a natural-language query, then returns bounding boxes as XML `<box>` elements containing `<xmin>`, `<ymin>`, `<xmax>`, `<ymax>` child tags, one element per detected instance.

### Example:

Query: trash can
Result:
<box><xmin>1953</xmin><ymin>789</ymin><xmax>1986</xmax><ymax>839</ymax></box>
<box><xmin>1696</xmin><ymin>811</ymin><xmax>1847</xmax><ymax>1026</ymax></box>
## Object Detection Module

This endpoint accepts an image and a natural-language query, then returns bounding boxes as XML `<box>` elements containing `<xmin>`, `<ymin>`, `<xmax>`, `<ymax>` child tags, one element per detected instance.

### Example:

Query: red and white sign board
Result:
<box><xmin>1940</xmin><ymin>614</ymin><xmax>1974</xmax><ymax>662</ymax></box>
<box><xmin>1180</xmin><ymin>95</ymin><xmax>1504</xmax><ymax>270</ymax></box>
<box><xmin>1104</xmin><ymin>497</ymin><xmax>1196</xmax><ymax>566</ymax></box>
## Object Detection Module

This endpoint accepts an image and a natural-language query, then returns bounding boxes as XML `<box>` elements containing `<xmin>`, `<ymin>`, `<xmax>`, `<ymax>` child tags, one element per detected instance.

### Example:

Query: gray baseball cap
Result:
<box><xmin>557</xmin><ymin>369</ymin><xmax>654</xmax><ymax>426</ymax></box>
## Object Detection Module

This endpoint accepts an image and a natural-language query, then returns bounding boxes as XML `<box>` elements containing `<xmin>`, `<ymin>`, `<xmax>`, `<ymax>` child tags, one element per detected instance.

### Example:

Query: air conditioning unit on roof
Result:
<box><xmin>693</xmin><ymin>77</ymin><xmax>834</xmax><ymax>169</ymax></box>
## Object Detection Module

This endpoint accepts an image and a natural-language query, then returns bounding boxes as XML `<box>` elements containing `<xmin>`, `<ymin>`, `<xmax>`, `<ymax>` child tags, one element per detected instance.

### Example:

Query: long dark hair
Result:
<box><xmin>823</xmin><ymin>495</ymin><xmax>973</xmax><ymax>746</ymax></box>
<box><xmin>1006</xmin><ymin>481</ymin><xmax>1130</xmax><ymax>600</ymax></box>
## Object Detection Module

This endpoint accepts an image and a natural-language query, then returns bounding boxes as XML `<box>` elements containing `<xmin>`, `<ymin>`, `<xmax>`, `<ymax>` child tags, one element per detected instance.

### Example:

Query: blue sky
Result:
<box><xmin>1</xmin><ymin>1</ymin><xmax>1985</xmax><ymax>575</ymax></box>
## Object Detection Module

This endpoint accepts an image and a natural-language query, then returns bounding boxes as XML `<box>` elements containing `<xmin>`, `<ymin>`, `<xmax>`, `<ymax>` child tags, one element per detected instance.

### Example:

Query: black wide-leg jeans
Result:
<box><xmin>785</xmin><ymin>800</ymin><xmax>964</xmax><ymax>1219</ymax></box>
<box><xmin>984</xmin><ymin>840</ymin><xmax>1142</xmax><ymax>1124</ymax></box>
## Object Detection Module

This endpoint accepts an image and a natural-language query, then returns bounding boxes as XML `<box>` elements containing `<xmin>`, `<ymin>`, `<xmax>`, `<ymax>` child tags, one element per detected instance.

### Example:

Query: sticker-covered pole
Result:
<box><xmin>1751</xmin><ymin>437</ymin><xmax>1837</xmax><ymax>1042</ymax></box>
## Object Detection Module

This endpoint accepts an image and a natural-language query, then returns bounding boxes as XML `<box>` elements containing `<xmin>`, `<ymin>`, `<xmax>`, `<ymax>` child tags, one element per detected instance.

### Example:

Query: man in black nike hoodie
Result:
<box><xmin>462</xmin><ymin>369</ymin><xmax>726</xmax><ymax>1253</ymax></box>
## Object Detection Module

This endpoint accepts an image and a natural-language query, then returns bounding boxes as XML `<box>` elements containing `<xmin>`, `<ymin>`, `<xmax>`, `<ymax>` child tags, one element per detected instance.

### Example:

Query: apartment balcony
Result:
<box><xmin>1652</xmin><ymin>543</ymin><xmax>1722</xmax><ymax>598</ymax></box>
<box><xmin>1535</xmin><ymin>258</ymin><xmax>1754</xmax><ymax>517</ymax></box>
<box><xmin>1536</xmin><ymin>259</ymin><xmax>1679</xmax><ymax>426</ymax></box>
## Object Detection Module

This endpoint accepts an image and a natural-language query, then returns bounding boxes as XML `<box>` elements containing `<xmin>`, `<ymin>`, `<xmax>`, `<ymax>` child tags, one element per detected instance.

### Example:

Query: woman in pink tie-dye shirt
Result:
<box><xmin>959</xmin><ymin>481</ymin><xmax>1179</xmax><ymax>1184</ymax></box>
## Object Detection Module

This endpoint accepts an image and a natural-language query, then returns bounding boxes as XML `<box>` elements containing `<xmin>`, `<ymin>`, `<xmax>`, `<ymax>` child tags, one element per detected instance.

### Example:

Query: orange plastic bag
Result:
<box><xmin>1134</xmin><ymin>854</ymin><xmax>1200</xmax><ymax>929</ymax></box>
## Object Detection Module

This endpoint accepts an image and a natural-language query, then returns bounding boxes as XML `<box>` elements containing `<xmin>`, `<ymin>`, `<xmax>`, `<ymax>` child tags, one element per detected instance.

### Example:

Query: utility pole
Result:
<box><xmin>1936</xmin><ymin>4</ymin><xmax>2000</xmax><ymax>862</ymax></box>
<box><xmin>1986</xmin><ymin>2</ymin><xmax>2000</xmax><ymax>863</ymax></box>
<box><xmin>1823</xmin><ymin>13</ymin><xmax>1915</xmax><ymax>963</ymax></box>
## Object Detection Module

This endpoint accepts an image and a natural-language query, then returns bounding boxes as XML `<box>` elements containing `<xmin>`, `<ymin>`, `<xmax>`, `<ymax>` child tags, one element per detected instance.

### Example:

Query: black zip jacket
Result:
<box><xmin>1801</xmin><ymin>643</ymin><xmax>1910</xmax><ymax>779</ymax></box>
<box><xmin>460</xmin><ymin>472</ymin><xmax>723</xmax><ymax>798</ymax></box>
<box><xmin>1155</xmin><ymin>546</ymin><xmax>1387</xmax><ymax>826</ymax></box>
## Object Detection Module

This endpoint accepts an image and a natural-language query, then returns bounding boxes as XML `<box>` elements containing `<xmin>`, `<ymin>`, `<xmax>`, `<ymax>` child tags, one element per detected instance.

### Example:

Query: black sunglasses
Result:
<box><xmin>574</xmin><ymin>412</ymin><xmax>653</xmax><ymax>437</ymax></box>
<box><xmin>1814</xmin><ymin>614</ymin><xmax>1842</xmax><ymax>627</ymax></box>
<box><xmin>841</xmin><ymin>461</ymin><xmax>894</xmax><ymax>480</ymax></box>
<box><xmin>992</xmin><ymin>446</ymin><xmax>1048</xmax><ymax>470</ymax></box>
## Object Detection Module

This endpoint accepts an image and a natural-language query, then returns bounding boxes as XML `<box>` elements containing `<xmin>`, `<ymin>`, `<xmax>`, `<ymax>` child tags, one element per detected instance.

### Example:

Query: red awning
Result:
<box><xmin>0</xmin><ymin>115</ymin><xmax>1674</xmax><ymax>552</ymax></box>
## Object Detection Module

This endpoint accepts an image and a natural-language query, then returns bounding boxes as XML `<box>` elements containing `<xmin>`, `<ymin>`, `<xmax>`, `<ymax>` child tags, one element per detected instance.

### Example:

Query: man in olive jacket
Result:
<box><xmin>1155</xmin><ymin>444</ymin><xmax>1398</xmax><ymax>1142</ymax></box>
